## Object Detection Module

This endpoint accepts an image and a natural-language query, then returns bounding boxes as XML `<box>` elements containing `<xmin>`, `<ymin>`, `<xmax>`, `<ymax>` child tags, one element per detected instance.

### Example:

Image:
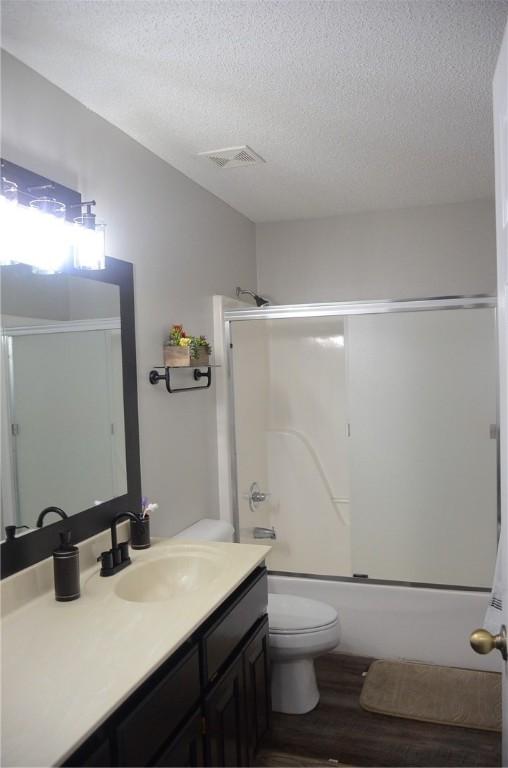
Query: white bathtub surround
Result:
<box><xmin>1</xmin><ymin>535</ymin><xmax>270</xmax><ymax>767</ymax></box>
<box><xmin>269</xmin><ymin>574</ymin><xmax>501</xmax><ymax>674</ymax></box>
<box><xmin>230</xmin><ymin>316</ymin><xmax>352</xmax><ymax>574</ymax></box>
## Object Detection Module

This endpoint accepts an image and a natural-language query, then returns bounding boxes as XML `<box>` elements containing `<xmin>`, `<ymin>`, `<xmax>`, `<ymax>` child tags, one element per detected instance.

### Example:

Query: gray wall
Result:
<box><xmin>257</xmin><ymin>200</ymin><xmax>497</xmax><ymax>304</ymax></box>
<box><xmin>1</xmin><ymin>51</ymin><xmax>256</xmax><ymax>536</ymax></box>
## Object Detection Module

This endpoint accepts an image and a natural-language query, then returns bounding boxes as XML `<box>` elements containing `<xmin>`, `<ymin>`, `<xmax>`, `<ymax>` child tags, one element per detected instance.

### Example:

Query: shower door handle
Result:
<box><xmin>470</xmin><ymin>626</ymin><xmax>507</xmax><ymax>660</ymax></box>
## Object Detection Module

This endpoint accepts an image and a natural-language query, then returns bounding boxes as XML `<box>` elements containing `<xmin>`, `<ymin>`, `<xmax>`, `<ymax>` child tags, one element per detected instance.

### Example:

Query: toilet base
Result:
<box><xmin>271</xmin><ymin>658</ymin><xmax>320</xmax><ymax>714</ymax></box>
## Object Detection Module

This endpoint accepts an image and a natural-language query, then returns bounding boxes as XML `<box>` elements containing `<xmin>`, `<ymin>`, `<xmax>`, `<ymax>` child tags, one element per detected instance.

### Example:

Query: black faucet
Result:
<box><xmin>36</xmin><ymin>506</ymin><xmax>68</xmax><ymax>528</ymax></box>
<box><xmin>98</xmin><ymin>511</ymin><xmax>139</xmax><ymax>577</ymax></box>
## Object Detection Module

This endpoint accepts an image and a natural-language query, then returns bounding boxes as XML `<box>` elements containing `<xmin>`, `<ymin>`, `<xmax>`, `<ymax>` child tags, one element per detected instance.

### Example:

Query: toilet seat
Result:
<box><xmin>268</xmin><ymin>593</ymin><xmax>338</xmax><ymax>635</ymax></box>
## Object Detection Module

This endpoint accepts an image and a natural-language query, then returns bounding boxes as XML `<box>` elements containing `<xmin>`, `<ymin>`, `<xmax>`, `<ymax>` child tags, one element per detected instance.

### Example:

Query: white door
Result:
<box><xmin>494</xmin><ymin>18</ymin><xmax>508</xmax><ymax>763</ymax></box>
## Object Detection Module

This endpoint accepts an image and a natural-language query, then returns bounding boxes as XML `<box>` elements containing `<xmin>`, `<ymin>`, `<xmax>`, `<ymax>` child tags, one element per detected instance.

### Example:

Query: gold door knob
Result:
<box><xmin>470</xmin><ymin>625</ymin><xmax>507</xmax><ymax>660</ymax></box>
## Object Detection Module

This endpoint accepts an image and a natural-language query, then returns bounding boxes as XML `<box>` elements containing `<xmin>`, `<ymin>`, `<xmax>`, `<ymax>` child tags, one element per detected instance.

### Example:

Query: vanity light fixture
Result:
<box><xmin>0</xmin><ymin>186</ymin><xmax>106</xmax><ymax>273</ymax></box>
<box><xmin>72</xmin><ymin>201</ymin><xmax>106</xmax><ymax>271</ymax></box>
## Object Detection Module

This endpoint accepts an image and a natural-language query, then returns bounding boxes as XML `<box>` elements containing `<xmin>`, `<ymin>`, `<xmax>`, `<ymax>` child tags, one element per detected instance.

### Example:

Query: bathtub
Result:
<box><xmin>268</xmin><ymin>573</ymin><xmax>501</xmax><ymax>673</ymax></box>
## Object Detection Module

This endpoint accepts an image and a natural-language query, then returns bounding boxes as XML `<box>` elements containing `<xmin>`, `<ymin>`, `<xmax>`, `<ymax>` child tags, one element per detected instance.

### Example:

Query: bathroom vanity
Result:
<box><xmin>1</xmin><ymin>536</ymin><xmax>271</xmax><ymax>767</ymax></box>
<box><xmin>68</xmin><ymin>568</ymin><xmax>270</xmax><ymax>767</ymax></box>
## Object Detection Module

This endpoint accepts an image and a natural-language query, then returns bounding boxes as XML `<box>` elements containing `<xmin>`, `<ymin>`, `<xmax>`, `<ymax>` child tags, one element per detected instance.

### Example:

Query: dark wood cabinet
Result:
<box><xmin>65</xmin><ymin>734</ymin><xmax>112</xmax><ymax>767</ymax></box>
<box><xmin>154</xmin><ymin>709</ymin><xmax>205</xmax><ymax>767</ymax></box>
<box><xmin>205</xmin><ymin>653</ymin><xmax>248</xmax><ymax>767</ymax></box>
<box><xmin>116</xmin><ymin>646</ymin><xmax>201</xmax><ymax>767</ymax></box>
<box><xmin>243</xmin><ymin>618</ymin><xmax>271</xmax><ymax>764</ymax></box>
<box><xmin>202</xmin><ymin>570</ymin><xmax>268</xmax><ymax>684</ymax></box>
<box><xmin>64</xmin><ymin>567</ymin><xmax>270</xmax><ymax>768</ymax></box>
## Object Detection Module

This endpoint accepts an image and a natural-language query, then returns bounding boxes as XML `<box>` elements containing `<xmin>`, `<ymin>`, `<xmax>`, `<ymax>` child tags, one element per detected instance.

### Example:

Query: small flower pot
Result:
<box><xmin>190</xmin><ymin>347</ymin><xmax>210</xmax><ymax>367</ymax></box>
<box><xmin>163</xmin><ymin>344</ymin><xmax>209</xmax><ymax>368</ymax></box>
<box><xmin>164</xmin><ymin>345</ymin><xmax>191</xmax><ymax>367</ymax></box>
<box><xmin>130</xmin><ymin>516</ymin><xmax>151</xmax><ymax>549</ymax></box>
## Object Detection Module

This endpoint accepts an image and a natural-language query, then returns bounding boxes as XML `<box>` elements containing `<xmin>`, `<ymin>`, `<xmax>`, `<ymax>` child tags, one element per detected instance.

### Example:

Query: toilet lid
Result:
<box><xmin>268</xmin><ymin>593</ymin><xmax>338</xmax><ymax>634</ymax></box>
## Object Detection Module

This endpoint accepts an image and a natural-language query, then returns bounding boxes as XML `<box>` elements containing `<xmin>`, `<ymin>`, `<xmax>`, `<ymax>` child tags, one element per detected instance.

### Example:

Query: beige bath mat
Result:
<box><xmin>360</xmin><ymin>659</ymin><xmax>501</xmax><ymax>732</ymax></box>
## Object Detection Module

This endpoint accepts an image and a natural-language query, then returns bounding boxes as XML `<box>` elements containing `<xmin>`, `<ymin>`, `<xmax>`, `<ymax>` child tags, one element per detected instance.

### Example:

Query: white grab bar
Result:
<box><xmin>268</xmin><ymin>428</ymin><xmax>350</xmax><ymax>526</ymax></box>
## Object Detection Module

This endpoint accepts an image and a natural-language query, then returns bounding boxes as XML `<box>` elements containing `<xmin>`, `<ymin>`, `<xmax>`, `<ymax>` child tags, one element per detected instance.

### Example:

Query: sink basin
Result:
<box><xmin>114</xmin><ymin>547</ymin><xmax>223</xmax><ymax>603</ymax></box>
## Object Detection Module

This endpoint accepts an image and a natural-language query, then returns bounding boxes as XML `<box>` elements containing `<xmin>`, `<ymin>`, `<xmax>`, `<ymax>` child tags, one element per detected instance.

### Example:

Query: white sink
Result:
<box><xmin>83</xmin><ymin>544</ymin><xmax>225</xmax><ymax>603</ymax></box>
<box><xmin>113</xmin><ymin>547</ymin><xmax>223</xmax><ymax>603</ymax></box>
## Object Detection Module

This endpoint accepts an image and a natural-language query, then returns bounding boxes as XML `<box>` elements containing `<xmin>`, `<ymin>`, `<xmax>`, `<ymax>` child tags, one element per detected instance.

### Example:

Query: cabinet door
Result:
<box><xmin>116</xmin><ymin>646</ymin><xmax>200</xmax><ymax>767</ymax></box>
<box><xmin>64</xmin><ymin>735</ymin><xmax>112</xmax><ymax>767</ymax></box>
<box><xmin>244</xmin><ymin>618</ymin><xmax>271</xmax><ymax>764</ymax></box>
<box><xmin>154</xmin><ymin>709</ymin><xmax>204</xmax><ymax>768</ymax></box>
<box><xmin>204</xmin><ymin>654</ymin><xmax>248</xmax><ymax>767</ymax></box>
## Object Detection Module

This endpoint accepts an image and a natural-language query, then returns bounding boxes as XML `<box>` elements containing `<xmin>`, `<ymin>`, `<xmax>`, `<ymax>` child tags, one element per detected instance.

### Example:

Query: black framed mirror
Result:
<box><xmin>0</xmin><ymin>160</ymin><xmax>141</xmax><ymax>578</ymax></box>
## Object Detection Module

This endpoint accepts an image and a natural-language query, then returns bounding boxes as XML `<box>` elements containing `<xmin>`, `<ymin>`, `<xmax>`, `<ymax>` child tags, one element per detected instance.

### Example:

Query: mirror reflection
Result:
<box><xmin>1</xmin><ymin>265</ymin><xmax>127</xmax><ymax>534</ymax></box>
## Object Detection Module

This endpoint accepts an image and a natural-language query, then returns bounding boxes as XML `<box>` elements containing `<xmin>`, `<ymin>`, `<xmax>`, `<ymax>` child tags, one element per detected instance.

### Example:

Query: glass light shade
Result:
<box><xmin>30</xmin><ymin>212</ymin><xmax>72</xmax><ymax>274</ymax></box>
<box><xmin>0</xmin><ymin>196</ymin><xmax>71</xmax><ymax>272</ymax></box>
<box><xmin>29</xmin><ymin>196</ymin><xmax>66</xmax><ymax>219</ymax></box>
<box><xmin>1</xmin><ymin>177</ymin><xmax>18</xmax><ymax>203</ymax></box>
<box><xmin>72</xmin><ymin>220</ymin><xmax>106</xmax><ymax>270</ymax></box>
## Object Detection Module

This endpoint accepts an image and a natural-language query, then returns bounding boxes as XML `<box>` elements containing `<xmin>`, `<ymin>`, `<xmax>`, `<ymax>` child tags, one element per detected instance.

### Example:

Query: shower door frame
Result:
<box><xmin>224</xmin><ymin>294</ymin><xmax>499</xmax><ymax>592</ymax></box>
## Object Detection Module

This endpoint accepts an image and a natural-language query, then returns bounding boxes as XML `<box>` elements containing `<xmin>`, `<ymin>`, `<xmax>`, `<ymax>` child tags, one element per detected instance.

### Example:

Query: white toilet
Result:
<box><xmin>268</xmin><ymin>593</ymin><xmax>339</xmax><ymax>714</ymax></box>
<box><xmin>175</xmin><ymin>519</ymin><xmax>340</xmax><ymax>715</ymax></box>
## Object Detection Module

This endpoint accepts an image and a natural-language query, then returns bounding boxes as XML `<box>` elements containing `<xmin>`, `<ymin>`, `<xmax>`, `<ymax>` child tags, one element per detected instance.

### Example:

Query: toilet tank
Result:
<box><xmin>173</xmin><ymin>518</ymin><xmax>235</xmax><ymax>542</ymax></box>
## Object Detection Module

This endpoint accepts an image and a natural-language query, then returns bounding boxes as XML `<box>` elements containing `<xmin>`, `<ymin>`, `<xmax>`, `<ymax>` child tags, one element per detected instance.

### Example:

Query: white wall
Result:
<box><xmin>1</xmin><ymin>51</ymin><xmax>256</xmax><ymax>536</ymax></box>
<box><xmin>256</xmin><ymin>200</ymin><xmax>497</xmax><ymax>304</ymax></box>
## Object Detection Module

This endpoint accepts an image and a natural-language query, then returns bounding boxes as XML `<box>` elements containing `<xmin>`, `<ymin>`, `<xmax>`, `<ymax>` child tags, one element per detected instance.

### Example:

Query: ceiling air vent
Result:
<box><xmin>197</xmin><ymin>145</ymin><xmax>265</xmax><ymax>169</ymax></box>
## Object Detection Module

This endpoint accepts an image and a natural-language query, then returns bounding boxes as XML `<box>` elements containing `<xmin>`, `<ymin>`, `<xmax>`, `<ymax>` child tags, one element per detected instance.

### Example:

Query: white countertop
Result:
<box><xmin>1</xmin><ymin>536</ymin><xmax>270</xmax><ymax>767</ymax></box>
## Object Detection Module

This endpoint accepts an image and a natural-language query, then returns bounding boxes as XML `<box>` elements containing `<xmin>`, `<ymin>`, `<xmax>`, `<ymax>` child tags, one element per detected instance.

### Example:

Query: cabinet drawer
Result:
<box><xmin>117</xmin><ymin>646</ymin><xmax>200</xmax><ymax>767</ymax></box>
<box><xmin>202</xmin><ymin>569</ymin><xmax>267</xmax><ymax>684</ymax></box>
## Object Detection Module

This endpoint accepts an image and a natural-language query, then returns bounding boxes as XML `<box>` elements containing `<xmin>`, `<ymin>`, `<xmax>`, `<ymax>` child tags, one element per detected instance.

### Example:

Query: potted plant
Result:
<box><xmin>164</xmin><ymin>324</ymin><xmax>212</xmax><ymax>367</ymax></box>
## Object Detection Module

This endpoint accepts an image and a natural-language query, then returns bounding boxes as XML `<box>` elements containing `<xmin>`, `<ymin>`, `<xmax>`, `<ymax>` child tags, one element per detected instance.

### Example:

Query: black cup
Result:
<box><xmin>130</xmin><ymin>516</ymin><xmax>151</xmax><ymax>549</ymax></box>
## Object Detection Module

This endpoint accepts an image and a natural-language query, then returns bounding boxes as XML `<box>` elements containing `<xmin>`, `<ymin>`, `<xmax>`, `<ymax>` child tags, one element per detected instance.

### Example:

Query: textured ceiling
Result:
<box><xmin>2</xmin><ymin>0</ymin><xmax>507</xmax><ymax>222</ymax></box>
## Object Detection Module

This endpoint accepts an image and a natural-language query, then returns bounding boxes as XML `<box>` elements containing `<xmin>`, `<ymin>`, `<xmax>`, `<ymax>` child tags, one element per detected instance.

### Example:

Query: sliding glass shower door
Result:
<box><xmin>230</xmin><ymin>303</ymin><xmax>498</xmax><ymax>589</ymax></box>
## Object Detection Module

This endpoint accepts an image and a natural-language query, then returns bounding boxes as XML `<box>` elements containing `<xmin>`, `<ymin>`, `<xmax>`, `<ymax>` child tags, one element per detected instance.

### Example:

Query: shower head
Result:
<box><xmin>235</xmin><ymin>287</ymin><xmax>270</xmax><ymax>307</ymax></box>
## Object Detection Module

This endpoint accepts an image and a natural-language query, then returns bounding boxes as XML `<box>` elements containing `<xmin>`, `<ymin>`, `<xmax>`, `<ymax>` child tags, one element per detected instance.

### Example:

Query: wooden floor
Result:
<box><xmin>256</xmin><ymin>653</ymin><xmax>501</xmax><ymax>768</ymax></box>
